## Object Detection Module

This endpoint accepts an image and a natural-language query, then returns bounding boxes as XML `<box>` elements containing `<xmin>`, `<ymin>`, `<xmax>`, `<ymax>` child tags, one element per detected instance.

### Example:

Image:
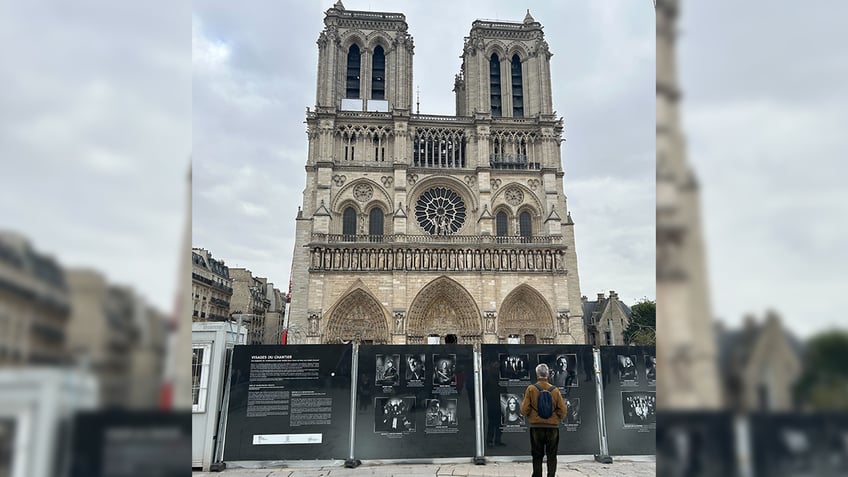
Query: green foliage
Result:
<box><xmin>795</xmin><ymin>330</ymin><xmax>848</xmax><ymax>410</ymax></box>
<box><xmin>624</xmin><ymin>298</ymin><xmax>656</xmax><ymax>345</ymax></box>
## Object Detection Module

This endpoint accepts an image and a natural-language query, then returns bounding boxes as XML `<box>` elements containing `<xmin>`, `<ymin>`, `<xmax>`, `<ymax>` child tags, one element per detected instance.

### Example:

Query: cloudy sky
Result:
<box><xmin>193</xmin><ymin>0</ymin><xmax>655</xmax><ymax>305</ymax></box>
<box><xmin>0</xmin><ymin>1</ymin><xmax>189</xmax><ymax>314</ymax></box>
<box><xmin>679</xmin><ymin>1</ymin><xmax>848</xmax><ymax>336</ymax></box>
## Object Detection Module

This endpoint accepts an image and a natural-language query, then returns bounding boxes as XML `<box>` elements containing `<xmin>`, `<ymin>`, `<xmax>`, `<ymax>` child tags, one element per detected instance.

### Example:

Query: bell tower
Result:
<box><xmin>315</xmin><ymin>0</ymin><xmax>414</xmax><ymax>112</ymax></box>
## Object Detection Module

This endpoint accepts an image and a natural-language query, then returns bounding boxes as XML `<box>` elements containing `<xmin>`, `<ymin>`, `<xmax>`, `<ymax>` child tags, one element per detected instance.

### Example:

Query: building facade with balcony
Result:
<box><xmin>229</xmin><ymin>269</ymin><xmax>271</xmax><ymax>345</ymax></box>
<box><xmin>191</xmin><ymin>248</ymin><xmax>233</xmax><ymax>323</ymax></box>
<box><xmin>0</xmin><ymin>231</ymin><xmax>70</xmax><ymax>365</ymax></box>
<box><xmin>289</xmin><ymin>3</ymin><xmax>584</xmax><ymax>345</ymax></box>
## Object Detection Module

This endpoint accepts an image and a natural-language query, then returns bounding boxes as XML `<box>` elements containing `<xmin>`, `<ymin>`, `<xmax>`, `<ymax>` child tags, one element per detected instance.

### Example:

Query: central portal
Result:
<box><xmin>406</xmin><ymin>276</ymin><xmax>481</xmax><ymax>344</ymax></box>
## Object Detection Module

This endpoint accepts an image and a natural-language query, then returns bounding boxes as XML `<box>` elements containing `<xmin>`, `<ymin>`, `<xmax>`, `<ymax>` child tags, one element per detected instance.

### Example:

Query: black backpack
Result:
<box><xmin>533</xmin><ymin>383</ymin><xmax>555</xmax><ymax>419</ymax></box>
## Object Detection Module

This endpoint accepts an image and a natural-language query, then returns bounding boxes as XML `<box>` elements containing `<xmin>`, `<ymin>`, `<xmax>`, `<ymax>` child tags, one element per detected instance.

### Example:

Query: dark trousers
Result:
<box><xmin>529</xmin><ymin>427</ymin><xmax>559</xmax><ymax>477</ymax></box>
<box><xmin>485</xmin><ymin>405</ymin><xmax>502</xmax><ymax>444</ymax></box>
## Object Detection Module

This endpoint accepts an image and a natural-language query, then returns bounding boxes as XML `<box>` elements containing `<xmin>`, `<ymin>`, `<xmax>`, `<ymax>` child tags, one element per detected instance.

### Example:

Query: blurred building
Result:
<box><xmin>716</xmin><ymin>311</ymin><xmax>803</xmax><ymax>412</ymax></box>
<box><xmin>581</xmin><ymin>291</ymin><xmax>631</xmax><ymax>346</ymax></box>
<box><xmin>128</xmin><ymin>304</ymin><xmax>168</xmax><ymax>408</ymax></box>
<box><xmin>191</xmin><ymin>248</ymin><xmax>233</xmax><ymax>322</ymax></box>
<box><xmin>655</xmin><ymin>0</ymin><xmax>722</xmax><ymax>408</ymax></box>
<box><xmin>0</xmin><ymin>231</ymin><xmax>70</xmax><ymax>366</ymax></box>
<box><xmin>262</xmin><ymin>282</ymin><xmax>286</xmax><ymax>345</ymax></box>
<box><xmin>66</xmin><ymin>269</ymin><xmax>139</xmax><ymax>407</ymax></box>
<box><xmin>229</xmin><ymin>268</ymin><xmax>271</xmax><ymax>345</ymax></box>
<box><xmin>289</xmin><ymin>4</ymin><xmax>584</xmax><ymax>345</ymax></box>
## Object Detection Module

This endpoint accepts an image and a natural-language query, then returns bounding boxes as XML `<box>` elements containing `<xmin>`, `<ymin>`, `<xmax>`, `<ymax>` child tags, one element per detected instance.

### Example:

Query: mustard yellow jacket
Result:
<box><xmin>520</xmin><ymin>379</ymin><xmax>567</xmax><ymax>428</ymax></box>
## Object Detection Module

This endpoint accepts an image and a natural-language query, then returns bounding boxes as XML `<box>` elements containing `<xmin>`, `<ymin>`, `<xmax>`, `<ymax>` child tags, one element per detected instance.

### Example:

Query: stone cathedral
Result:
<box><xmin>288</xmin><ymin>2</ymin><xmax>585</xmax><ymax>346</ymax></box>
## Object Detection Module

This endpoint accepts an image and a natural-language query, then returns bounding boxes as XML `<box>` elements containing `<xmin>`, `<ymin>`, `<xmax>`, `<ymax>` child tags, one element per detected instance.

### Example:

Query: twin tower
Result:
<box><xmin>289</xmin><ymin>2</ymin><xmax>592</xmax><ymax>347</ymax></box>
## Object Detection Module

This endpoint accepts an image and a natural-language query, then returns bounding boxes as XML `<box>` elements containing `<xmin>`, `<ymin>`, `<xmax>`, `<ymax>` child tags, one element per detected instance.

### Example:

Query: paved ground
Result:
<box><xmin>193</xmin><ymin>458</ymin><xmax>655</xmax><ymax>476</ymax></box>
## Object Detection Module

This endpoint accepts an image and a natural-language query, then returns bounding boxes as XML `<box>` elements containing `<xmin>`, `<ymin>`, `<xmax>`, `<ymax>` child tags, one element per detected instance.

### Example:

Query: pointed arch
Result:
<box><xmin>346</xmin><ymin>43</ymin><xmax>362</xmax><ymax>99</ymax></box>
<box><xmin>498</xmin><ymin>284</ymin><xmax>555</xmax><ymax>340</ymax></box>
<box><xmin>489</xmin><ymin>52</ymin><xmax>502</xmax><ymax>117</ymax></box>
<box><xmin>324</xmin><ymin>284</ymin><xmax>390</xmax><ymax>344</ymax></box>
<box><xmin>407</xmin><ymin>276</ymin><xmax>481</xmax><ymax>343</ymax></box>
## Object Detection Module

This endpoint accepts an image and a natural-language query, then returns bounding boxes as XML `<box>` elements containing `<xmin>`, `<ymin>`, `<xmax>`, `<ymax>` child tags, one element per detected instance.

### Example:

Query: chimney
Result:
<box><xmin>597</xmin><ymin>292</ymin><xmax>605</xmax><ymax>302</ymax></box>
<box><xmin>609</xmin><ymin>290</ymin><xmax>618</xmax><ymax>299</ymax></box>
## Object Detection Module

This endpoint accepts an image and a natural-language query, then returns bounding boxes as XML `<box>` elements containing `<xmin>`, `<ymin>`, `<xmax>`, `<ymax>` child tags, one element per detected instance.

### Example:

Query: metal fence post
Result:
<box><xmin>473</xmin><ymin>348</ymin><xmax>486</xmax><ymax>464</ymax></box>
<box><xmin>593</xmin><ymin>347</ymin><xmax>612</xmax><ymax>463</ymax></box>
<box><xmin>344</xmin><ymin>342</ymin><xmax>361</xmax><ymax>468</ymax></box>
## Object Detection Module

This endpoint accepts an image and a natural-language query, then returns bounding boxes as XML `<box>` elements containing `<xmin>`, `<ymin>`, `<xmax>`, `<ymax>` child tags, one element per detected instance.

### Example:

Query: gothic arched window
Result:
<box><xmin>511</xmin><ymin>54</ymin><xmax>524</xmax><ymax>118</ymax></box>
<box><xmin>519</xmin><ymin>211</ymin><xmax>532</xmax><ymax>240</ymax></box>
<box><xmin>343</xmin><ymin>207</ymin><xmax>357</xmax><ymax>240</ymax></box>
<box><xmin>369</xmin><ymin>208</ymin><xmax>384</xmax><ymax>239</ymax></box>
<box><xmin>496</xmin><ymin>211</ymin><xmax>508</xmax><ymax>237</ymax></box>
<box><xmin>372</xmin><ymin>45</ymin><xmax>385</xmax><ymax>100</ymax></box>
<box><xmin>346</xmin><ymin>44</ymin><xmax>361</xmax><ymax>99</ymax></box>
<box><xmin>490</xmin><ymin>53</ymin><xmax>502</xmax><ymax>117</ymax></box>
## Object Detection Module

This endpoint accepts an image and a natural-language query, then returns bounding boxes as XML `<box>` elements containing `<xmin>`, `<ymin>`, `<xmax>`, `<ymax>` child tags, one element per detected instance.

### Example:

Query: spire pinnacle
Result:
<box><xmin>523</xmin><ymin>9</ymin><xmax>535</xmax><ymax>24</ymax></box>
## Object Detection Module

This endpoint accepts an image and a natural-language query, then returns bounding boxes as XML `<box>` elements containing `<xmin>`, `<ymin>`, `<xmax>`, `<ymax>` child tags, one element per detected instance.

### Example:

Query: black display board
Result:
<box><xmin>657</xmin><ymin>412</ymin><xmax>737</xmax><ymax>477</ymax></box>
<box><xmin>599</xmin><ymin>345</ymin><xmax>656</xmax><ymax>455</ymax></box>
<box><xmin>750</xmin><ymin>413</ymin><xmax>848</xmax><ymax>477</ymax></box>
<box><xmin>223</xmin><ymin>344</ymin><xmax>352</xmax><ymax>461</ymax></box>
<box><xmin>353</xmin><ymin>344</ymin><xmax>476</xmax><ymax>459</ymax></box>
<box><xmin>68</xmin><ymin>411</ymin><xmax>190</xmax><ymax>477</ymax></box>
<box><xmin>480</xmin><ymin>344</ymin><xmax>599</xmax><ymax>456</ymax></box>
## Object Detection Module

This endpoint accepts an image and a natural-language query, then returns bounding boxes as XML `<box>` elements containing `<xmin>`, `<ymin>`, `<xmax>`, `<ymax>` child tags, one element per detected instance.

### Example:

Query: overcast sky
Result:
<box><xmin>0</xmin><ymin>1</ymin><xmax>188</xmax><ymax>314</ymax></box>
<box><xmin>193</xmin><ymin>0</ymin><xmax>655</xmax><ymax>305</ymax></box>
<box><xmin>679</xmin><ymin>1</ymin><xmax>848</xmax><ymax>336</ymax></box>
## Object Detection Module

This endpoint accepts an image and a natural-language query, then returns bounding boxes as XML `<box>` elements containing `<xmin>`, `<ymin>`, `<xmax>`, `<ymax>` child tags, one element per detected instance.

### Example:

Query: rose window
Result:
<box><xmin>415</xmin><ymin>187</ymin><xmax>466</xmax><ymax>235</ymax></box>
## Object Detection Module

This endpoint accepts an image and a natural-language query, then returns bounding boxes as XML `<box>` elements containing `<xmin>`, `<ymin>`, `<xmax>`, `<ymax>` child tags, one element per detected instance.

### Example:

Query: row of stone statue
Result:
<box><xmin>309</xmin><ymin>246</ymin><xmax>567</xmax><ymax>272</ymax></box>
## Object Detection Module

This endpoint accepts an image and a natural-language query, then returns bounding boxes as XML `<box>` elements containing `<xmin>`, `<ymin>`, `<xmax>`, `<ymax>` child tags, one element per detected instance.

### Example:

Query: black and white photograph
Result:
<box><xmin>432</xmin><ymin>354</ymin><xmax>456</xmax><ymax>386</ymax></box>
<box><xmin>622</xmin><ymin>391</ymin><xmax>656</xmax><ymax>428</ymax></box>
<box><xmin>376</xmin><ymin>354</ymin><xmax>400</xmax><ymax>387</ymax></box>
<box><xmin>500</xmin><ymin>393</ymin><xmax>526</xmax><ymax>427</ymax></box>
<box><xmin>645</xmin><ymin>355</ymin><xmax>657</xmax><ymax>386</ymax></box>
<box><xmin>563</xmin><ymin>397</ymin><xmax>581</xmax><ymax>426</ymax></box>
<box><xmin>405</xmin><ymin>353</ymin><xmax>427</xmax><ymax>385</ymax></box>
<box><xmin>499</xmin><ymin>353</ymin><xmax>529</xmax><ymax>381</ymax></box>
<box><xmin>425</xmin><ymin>398</ymin><xmax>458</xmax><ymax>428</ymax></box>
<box><xmin>539</xmin><ymin>353</ymin><xmax>578</xmax><ymax>390</ymax></box>
<box><xmin>375</xmin><ymin>397</ymin><xmax>416</xmax><ymax>433</ymax></box>
<box><xmin>617</xmin><ymin>354</ymin><xmax>639</xmax><ymax>386</ymax></box>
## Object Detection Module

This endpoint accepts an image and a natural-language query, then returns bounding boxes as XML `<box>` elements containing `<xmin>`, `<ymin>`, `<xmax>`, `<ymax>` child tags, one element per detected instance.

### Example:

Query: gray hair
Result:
<box><xmin>535</xmin><ymin>363</ymin><xmax>550</xmax><ymax>378</ymax></box>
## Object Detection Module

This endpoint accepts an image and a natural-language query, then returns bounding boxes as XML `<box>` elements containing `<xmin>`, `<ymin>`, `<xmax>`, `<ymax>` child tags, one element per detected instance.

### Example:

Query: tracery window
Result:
<box><xmin>511</xmin><ymin>54</ymin><xmax>524</xmax><ymax>118</ymax></box>
<box><xmin>415</xmin><ymin>187</ymin><xmax>466</xmax><ymax>235</ymax></box>
<box><xmin>342</xmin><ymin>207</ymin><xmax>357</xmax><ymax>240</ymax></box>
<box><xmin>519</xmin><ymin>211</ymin><xmax>532</xmax><ymax>239</ymax></box>
<box><xmin>490</xmin><ymin>53</ymin><xmax>502</xmax><ymax>117</ymax></box>
<box><xmin>372</xmin><ymin>45</ymin><xmax>385</xmax><ymax>100</ymax></box>
<box><xmin>496</xmin><ymin>211</ymin><xmax>508</xmax><ymax>237</ymax></box>
<box><xmin>369</xmin><ymin>208</ymin><xmax>384</xmax><ymax>240</ymax></box>
<box><xmin>346</xmin><ymin>44</ymin><xmax>361</xmax><ymax>99</ymax></box>
<box><xmin>412</xmin><ymin>128</ymin><xmax>465</xmax><ymax>168</ymax></box>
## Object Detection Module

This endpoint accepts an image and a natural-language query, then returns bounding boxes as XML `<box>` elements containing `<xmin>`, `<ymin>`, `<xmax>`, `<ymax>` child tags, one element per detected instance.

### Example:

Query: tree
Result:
<box><xmin>624</xmin><ymin>298</ymin><xmax>656</xmax><ymax>345</ymax></box>
<box><xmin>794</xmin><ymin>330</ymin><xmax>848</xmax><ymax>410</ymax></box>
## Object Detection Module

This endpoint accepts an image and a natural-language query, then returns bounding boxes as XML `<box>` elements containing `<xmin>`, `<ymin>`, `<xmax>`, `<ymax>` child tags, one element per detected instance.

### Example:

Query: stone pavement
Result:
<box><xmin>193</xmin><ymin>459</ymin><xmax>655</xmax><ymax>477</ymax></box>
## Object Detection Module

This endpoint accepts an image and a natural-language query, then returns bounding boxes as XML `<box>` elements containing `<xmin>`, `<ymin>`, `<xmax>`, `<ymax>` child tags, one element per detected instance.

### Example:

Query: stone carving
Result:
<box><xmin>353</xmin><ymin>183</ymin><xmax>373</xmax><ymax>202</ymax></box>
<box><xmin>557</xmin><ymin>311</ymin><xmax>570</xmax><ymax>333</ymax></box>
<box><xmin>381</xmin><ymin>175</ymin><xmax>394</xmax><ymax>187</ymax></box>
<box><xmin>324</xmin><ymin>289</ymin><xmax>389</xmax><ymax>344</ymax></box>
<box><xmin>498</xmin><ymin>285</ymin><xmax>555</xmax><ymax>339</ymax></box>
<box><xmin>394</xmin><ymin>311</ymin><xmax>405</xmax><ymax>333</ymax></box>
<box><xmin>464</xmin><ymin>174</ymin><xmax>476</xmax><ymax>187</ymax></box>
<box><xmin>333</xmin><ymin>174</ymin><xmax>347</xmax><ymax>187</ymax></box>
<box><xmin>307</xmin><ymin>313</ymin><xmax>321</xmax><ymax>336</ymax></box>
<box><xmin>407</xmin><ymin>172</ymin><xmax>418</xmax><ymax>186</ymax></box>
<box><xmin>490</xmin><ymin>178</ymin><xmax>502</xmax><ymax>190</ymax></box>
<box><xmin>484</xmin><ymin>311</ymin><xmax>496</xmax><ymax>333</ymax></box>
<box><xmin>309</xmin><ymin>247</ymin><xmax>566</xmax><ymax>273</ymax></box>
<box><xmin>406</xmin><ymin>277</ymin><xmax>481</xmax><ymax>340</ymax></box>
<box><xmin>527</xmin><ymin>178</ymin><xmax>540</xmax><ymax>190</ymax></box>
<box><xmin>504</xmin><ymin>187</ymin><xmax>524</xmax><ymax>206</ymax></box>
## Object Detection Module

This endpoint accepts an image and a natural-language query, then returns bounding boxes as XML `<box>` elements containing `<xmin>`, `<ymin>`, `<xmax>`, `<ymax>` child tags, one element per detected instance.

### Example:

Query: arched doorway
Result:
<box><xmin>407</xmin><ymin>276</ymin><xmax>482</xmax><ymax>344</ymax></box>
<box><xmin>324</xmin><ymin>288</ymin><xmax>390</xmax><ymax>344</ymax></box>
<box><xmin>498</xmin><ymin>284</ymin><xmax>555</xmax><ymax>343</ymax></box>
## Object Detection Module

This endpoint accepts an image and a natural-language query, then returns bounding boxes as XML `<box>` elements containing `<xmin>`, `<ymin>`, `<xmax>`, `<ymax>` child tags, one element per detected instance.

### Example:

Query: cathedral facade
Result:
<box><xmin>288</xmin><ymin>2</ymin><xmax>584</xmax><ymax>345</ymax></box>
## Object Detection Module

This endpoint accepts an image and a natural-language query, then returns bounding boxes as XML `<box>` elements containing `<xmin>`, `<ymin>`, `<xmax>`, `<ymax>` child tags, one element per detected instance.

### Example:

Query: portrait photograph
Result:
<box><xmin>539</xmin><ymin>353</ymin><xmax>578</xmax><ymax>389</ymax></box>
<box><xmin>645</xmin><ymin>354</ymin><xmax>657</xmax><ymax>385</ymax></box>
<box><xmin>432</xmin><ymin>354</ymin><xmax>456</xmax><ymax>386</ymax></box>
<box><xmin>405</xmin><ymin>353</ymin><xmax>427</xmax><ymax>383</ymax></box>
<box><xmin>425</xmin><ymin>398</ymin><xmax>458</xmax><ymax>428</ymax></box>
<box><xmin>376</xmin><ymin>354</ymin><xmax>400</xmax><ymax>387</ymax></box>
<box><xmin>500</xmin><ymin>393</ymin><xmax>526</xmax><ymax>427</ymax></box>
<box><xmin>617</xmin><ymin>354</ymin><xmax>639</xmax><ymax>386</ymax></box>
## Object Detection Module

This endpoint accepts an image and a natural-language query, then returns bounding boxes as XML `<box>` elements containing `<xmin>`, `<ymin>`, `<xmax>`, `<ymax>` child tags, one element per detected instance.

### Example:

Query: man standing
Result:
<box><xmin>521</xmin><ymin>363</ymin><xmax>567</xmax><ymax>477</ymax></box>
